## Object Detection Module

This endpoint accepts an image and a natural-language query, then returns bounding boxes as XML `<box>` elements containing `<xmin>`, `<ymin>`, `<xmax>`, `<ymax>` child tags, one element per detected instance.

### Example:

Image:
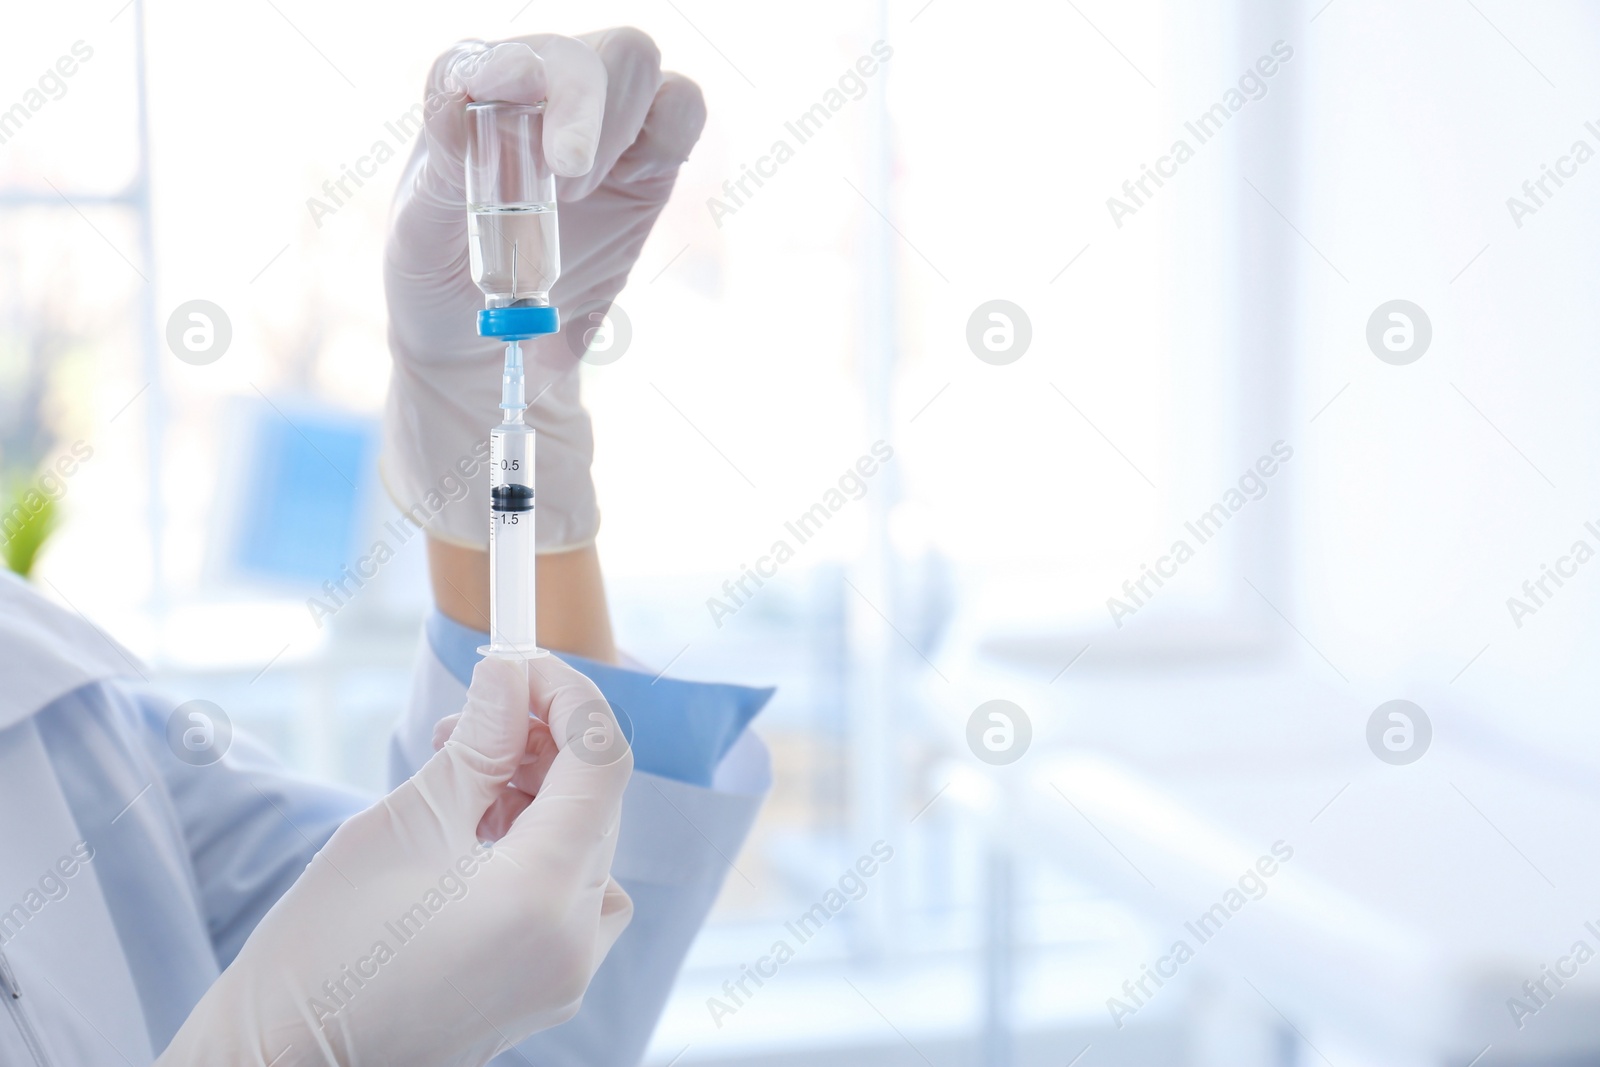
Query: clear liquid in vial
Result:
<box><xmin>468</xmin><ymin>203</ymin><xmax>559</xmax><ymax>308</ymax></box>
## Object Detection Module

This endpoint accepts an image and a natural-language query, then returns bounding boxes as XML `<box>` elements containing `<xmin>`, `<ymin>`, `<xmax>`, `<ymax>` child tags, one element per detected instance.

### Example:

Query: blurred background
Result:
<box><xmin>5</xmin><ymin>0</ymin><xmax>1600</xmax><ymax>1064</ymax></box>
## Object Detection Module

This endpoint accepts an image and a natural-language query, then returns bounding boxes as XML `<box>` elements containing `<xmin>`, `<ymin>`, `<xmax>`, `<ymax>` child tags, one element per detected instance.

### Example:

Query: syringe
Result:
<box><xmin>488</xmin><ymin>340</ymin><xmax>537</xmax><ymax>654</ymax></box>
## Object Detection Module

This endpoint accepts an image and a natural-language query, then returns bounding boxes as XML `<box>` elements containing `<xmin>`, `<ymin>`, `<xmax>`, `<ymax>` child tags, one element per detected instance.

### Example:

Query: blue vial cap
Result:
<box><xmin>478</xmin><ymin>305</ymin><xmax>560</xmax><ymax>340</ymax></box>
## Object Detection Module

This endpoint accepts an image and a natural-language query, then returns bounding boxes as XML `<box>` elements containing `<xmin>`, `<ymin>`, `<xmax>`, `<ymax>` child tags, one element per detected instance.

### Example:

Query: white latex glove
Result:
<box><xmin>157</xmin><ymin>655</ymin><xmax>634</xmax><ymax>1067</ymax></box>
<box><xmin>381</xmin><ymin>29</ymin><xmax>706</xmax><ymax>552</ymax></box>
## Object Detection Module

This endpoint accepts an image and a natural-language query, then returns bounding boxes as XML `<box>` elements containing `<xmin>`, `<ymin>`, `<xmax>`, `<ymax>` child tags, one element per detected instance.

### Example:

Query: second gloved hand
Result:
<box><xmin>157</xmin><ymin>655</ymin><xmax>634</xmax><ymax>1067</ymax></box>
<box><xmin>382</xmin><ymin>29</ymin><xmax>706</xmax><ymax>553</ymax></box>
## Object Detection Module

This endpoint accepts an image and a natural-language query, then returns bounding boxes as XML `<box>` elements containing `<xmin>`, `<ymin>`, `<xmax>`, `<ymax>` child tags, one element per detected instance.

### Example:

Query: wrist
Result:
<box><xmin>427</xmin><ymin>536</ymin><xmax>491</xmax><ymax>633</ymax></box>
<box><xmin>426</xmin><ymin>536</ymin><xmax>618</xmax><ymax>664</ymax></box>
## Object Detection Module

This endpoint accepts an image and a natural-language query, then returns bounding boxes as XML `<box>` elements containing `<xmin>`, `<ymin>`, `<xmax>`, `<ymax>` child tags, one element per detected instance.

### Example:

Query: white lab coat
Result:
<box><xmin>0</xmin><ymin>573</ymin><xmax>768</xmax><ymax>1065</ymax></box>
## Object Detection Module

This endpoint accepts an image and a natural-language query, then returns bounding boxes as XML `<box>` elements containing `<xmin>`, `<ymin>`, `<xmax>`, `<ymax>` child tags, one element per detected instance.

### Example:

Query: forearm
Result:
<box><xmin>427</xmin><ymin>536</ymin><xmax>618</xmax><ymax>664</ymax></box>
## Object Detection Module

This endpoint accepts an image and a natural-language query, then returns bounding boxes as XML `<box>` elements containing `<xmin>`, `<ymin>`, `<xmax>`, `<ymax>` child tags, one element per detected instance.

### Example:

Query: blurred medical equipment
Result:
<box><xmin>466</xmin><ymin>100</ymin><xmax>561</xmax><ymax>654</ymax></box>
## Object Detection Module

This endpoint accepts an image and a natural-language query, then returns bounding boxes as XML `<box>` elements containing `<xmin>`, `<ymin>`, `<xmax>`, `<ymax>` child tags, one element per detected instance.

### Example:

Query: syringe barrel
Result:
<box><xmin>488</xmin><ymin>421</ymin><xmax>537</xmax><ymax>653</ymax></box>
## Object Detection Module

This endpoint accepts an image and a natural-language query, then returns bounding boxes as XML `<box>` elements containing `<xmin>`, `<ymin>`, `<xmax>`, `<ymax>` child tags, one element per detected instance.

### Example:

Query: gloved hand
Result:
<box><xmin>431</xmin><ymin>676</ymin><xmax>558</xmax><ymax>842</ymax></box>
<box><xmin>157</xmin><ymin>654</ymin><xmax>635</xmax><ymax>1067</ymax></box>
<box><xmin>381</xmin><ymin>29</ymin><xmax>706</xmax><ymax>553</ymax></box>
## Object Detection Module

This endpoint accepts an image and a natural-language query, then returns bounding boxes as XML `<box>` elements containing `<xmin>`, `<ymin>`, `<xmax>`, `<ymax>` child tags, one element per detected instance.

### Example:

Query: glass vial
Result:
<box><xmin>466</xmin><ymin>100</ymin><xmax>561</xmax><ymax>309</ymax></box>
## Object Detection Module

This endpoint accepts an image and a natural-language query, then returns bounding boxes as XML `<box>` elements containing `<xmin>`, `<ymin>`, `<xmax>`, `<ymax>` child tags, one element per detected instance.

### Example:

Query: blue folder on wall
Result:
<box><xmin>229</xmin><ymin>403</ymin><xmax>376</xmax><ymax>587</ymax></box>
